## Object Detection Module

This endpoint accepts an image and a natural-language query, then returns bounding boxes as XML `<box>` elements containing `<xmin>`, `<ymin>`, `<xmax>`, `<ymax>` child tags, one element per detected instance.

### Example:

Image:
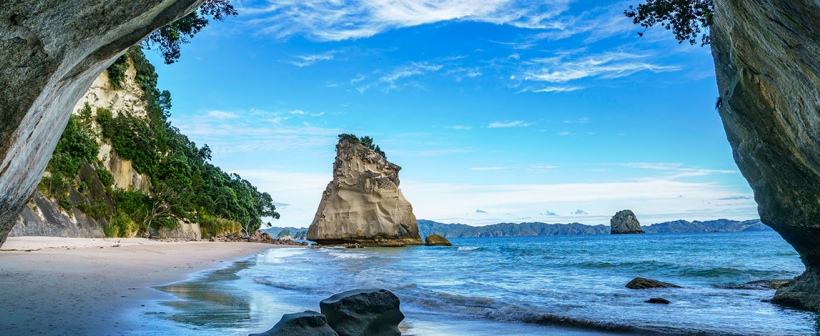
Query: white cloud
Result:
<box><xmin>242</xmin><ymin>0</ymin><xmax>574</xmax><ymax>41</ymax></box>
<box><xmin>524</xmin><ymin>51</ymin><xmax>681</xmax><ymax>84</ymax></box>
<box><xmin>288</xmin><ymin>51</ymin><xmax>336</xmax><ymax>67</ymax></box>
<box><xmin>488</xmin><ymin>120</ymin><xmax>533</xmax><ymax>128</ymax></box>
<box><xmin>207</xmin><ymin>110</ymin><xmax>239</xmax><ymax>119</ymax></box>
<box><xmin>471</xmin><ymin>166</ymin><xmax>510</xmax><ymax>171</ymax></box>
<box><xmin>615</xmin><ymin>162</ymin><xmax>737</xmax><ymax>179</ymax></box>
<box><xmin>445</xmin><ymin>125</ymin><xmax>473</xmax><ymax>130</ymax></box>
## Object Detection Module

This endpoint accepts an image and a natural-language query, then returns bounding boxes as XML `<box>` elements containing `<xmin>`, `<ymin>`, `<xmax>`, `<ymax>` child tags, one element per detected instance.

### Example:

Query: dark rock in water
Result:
<box><xmin>712</xmin><ymin>0</ymin><xmax>820</xmax><ymax>311</ymax></box>
<box><xmin>320</xmin><ymin>289</ymin><xmax>404</xmax><ymax>336</ymax></box>
<box><xmin>645</xmin><ymin>298</ymin><xmax>670</xmax><ymax>304</ymax></box>
<box><xmin>425</xmin><ymin>234</ymin><xmax>452</xmax><ymax>246</ymax></box>
<box><xmin>610</xmin><ymin>210</ymin><xmax>644</xmax><ymax>234</ymax></box>
<box><xmin>250</xmin><ymin>311</ymin><xmax>338</xmax><ymax>336</ymax></box>
<box><xmin>725</xmin><ymin>279</ymin><xmax>791</xmax><ymax>290</ymax></box>
<box><xmin>626</xmin><ymin>277</ymin><xmax>681</xmax><ymax>289</ymax></box>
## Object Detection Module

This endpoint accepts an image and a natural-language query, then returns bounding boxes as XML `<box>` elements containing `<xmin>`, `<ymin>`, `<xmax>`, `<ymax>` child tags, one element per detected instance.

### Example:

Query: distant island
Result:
<box><xmin>267</xmin><ymin>219</ymin><xmax>771</xmax><ymax>240</ymax></box>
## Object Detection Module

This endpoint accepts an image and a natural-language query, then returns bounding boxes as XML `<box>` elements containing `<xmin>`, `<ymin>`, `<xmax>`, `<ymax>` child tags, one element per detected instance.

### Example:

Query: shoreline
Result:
<box><xmin>0</xmin><ymin>236</ymin><xmax>291</xmax><ymax>335</ymax></box>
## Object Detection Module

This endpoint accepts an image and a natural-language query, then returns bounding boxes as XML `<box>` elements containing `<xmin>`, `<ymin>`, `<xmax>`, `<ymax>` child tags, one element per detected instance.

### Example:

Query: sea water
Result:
<box><xmin>151</xmin><ymin>231</ymin><xmax>819</xmax><ymax>335</ymax></box>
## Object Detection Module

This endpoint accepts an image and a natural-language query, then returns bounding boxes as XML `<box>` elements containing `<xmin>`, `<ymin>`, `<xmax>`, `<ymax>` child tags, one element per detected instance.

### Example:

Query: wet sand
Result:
<box><xmin>0</xmin><ymin>237</ymin><xmax>284</xmax><ymax>335</ymax></box>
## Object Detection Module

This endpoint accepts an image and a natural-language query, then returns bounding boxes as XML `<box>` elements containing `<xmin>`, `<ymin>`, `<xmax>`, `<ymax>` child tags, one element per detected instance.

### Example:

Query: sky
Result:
<box><xmin>145</xmin><ymin>0</ymin><xmax>758</xmax><ymax>228</ymax></box>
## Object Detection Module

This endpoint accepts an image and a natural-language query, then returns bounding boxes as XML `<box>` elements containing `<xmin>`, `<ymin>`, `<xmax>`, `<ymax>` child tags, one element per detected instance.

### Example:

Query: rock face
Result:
<box><xmin>626</xmin><ymin>277</ymin><xmax>681</xmax><ymax>289</ymax></box>
<box><xmin>249</xmin><ymin>311</ymin><xmax>338</xmax><ymax>336</ymax></box>
<box><xmin>319</xmin><ymin>289</ymin><xmax>404</xmax><ymax>336</ymax></box>
<box><xmin>610</xmin><ymin>210</ymin><xmax>644</xmax><ymax>234</ymax></box>
<box><xmin>307</xmin><ymin>139</ymin><xmax>423</xmax><ymax>247</ymax></box>
<box><xmin>712</xmin><ymin>0</ymin><xmax>820</xmax><ymax>310</ymax></box>
<box><xmin>424</xmin><ymin>234</ymin><xmax>453</xmax><ymax>246</ymax></box>
<box><xmin>0</xmin><ymin>0</ymin><xmax>204</xmax><ymax>247</ymax></box>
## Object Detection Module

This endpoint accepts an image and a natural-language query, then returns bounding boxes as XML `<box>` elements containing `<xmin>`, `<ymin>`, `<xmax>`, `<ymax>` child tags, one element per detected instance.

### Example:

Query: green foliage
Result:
<box><xmin>105</xmin><ymin>210</ymin><xmax>139</xmax><ymax>238</ymax></box>
<box><xmin>106</xmin><ymin>54</ymin><xmax>130</xmax><ymax>89</ymax></box>
<box><xmin>625</xmin><ymin>0</ymin><xmax>713</xmax><ymax>45</ymax></box>
<box><xmin>76</xmin><ymin>200</ymin><xmax>110</xmax><ymax>221</ymax></box>
<box><xmin>43</xmin><ymin>114</ymin><xmax>99</xmax><ymax>198</ymax></box>
<box><xmin>199</xmin><ymin>215</ymin><xmax>242</xmax><ymax>238</ymax></box>
<box><xmin>337</xmin><ymin>133</ymin><xmax>387</xmax><ymax>158</ymax></box>
<box><xmin>58</xmin><ymin>196</ymin><xmax>72</xmax><ymax>211</ymax></box>
<box><xmin>143</xmin><ymin>0</ymin><xmax>237</xmax><ymax>64</ymax></box>
<box><xmin>96</xmin><ymin>166</ymin><xmax>113</xmax><ymax>188</ymax></box>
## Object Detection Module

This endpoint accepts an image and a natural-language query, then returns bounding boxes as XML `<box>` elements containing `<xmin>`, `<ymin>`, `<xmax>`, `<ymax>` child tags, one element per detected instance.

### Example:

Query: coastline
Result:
<box><xmin>0</xmin><ymin>237</ymin><xmax>288</xmax><ymax>335</ymax></box>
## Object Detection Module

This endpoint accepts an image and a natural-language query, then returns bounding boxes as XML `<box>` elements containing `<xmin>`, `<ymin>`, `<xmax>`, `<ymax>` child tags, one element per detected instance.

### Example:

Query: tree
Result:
<box><xmin>143</xmin><ymin>0</ymin><xmax>237</xmax><ymax>64</ymax></box>
<box><xmin>624</xmin><ymin>0</ymin><xmax>713</xmax><ymax>46</ymax></box>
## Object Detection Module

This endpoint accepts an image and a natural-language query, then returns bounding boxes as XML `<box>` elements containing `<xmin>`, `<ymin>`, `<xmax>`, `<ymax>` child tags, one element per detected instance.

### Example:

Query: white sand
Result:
<box><xmin>0</xmin><ymin>237</ymin><xmax>284</xmax><ymax>335</ymax></box>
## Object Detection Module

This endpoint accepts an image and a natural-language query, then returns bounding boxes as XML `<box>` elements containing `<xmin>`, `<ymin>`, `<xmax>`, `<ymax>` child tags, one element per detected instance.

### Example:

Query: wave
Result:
<box><xmin>456</xmin><ymin>246</ymin><xmax>481</xmax><ymax>251</ymax></box>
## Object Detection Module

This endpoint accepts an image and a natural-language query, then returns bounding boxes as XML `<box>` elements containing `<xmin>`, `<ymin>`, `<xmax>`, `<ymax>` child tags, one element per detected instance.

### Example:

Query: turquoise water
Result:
<box><xmin>155</xmin><ymin>231</ymin><xmax>819</xmax><ymax>335</ymax></box>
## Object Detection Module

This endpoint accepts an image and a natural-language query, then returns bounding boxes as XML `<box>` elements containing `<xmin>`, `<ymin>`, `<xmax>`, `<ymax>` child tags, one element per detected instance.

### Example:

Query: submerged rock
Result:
<box><xmin>711</xmin><ymin>0</ymin><xmax>820</xmax><ymax>311</ymax></box>
<box><xmin>725</xmin><ymin>279</ymin><xmax>791</xmax><ymax>290</ymax></box>
<box><xmin>425</xmin><ymin>234</ymin><xmax>452</xmax><ymax>246</ymax></box>
<box><xmin>610</xmin><ymin>210</ymin><xmax>644</xmax><ymax>234</ymax></box>
<box><xmin>645</xmin><ymin>298</ymin><xmax>670</xmax><ymax>304</ymax></box>
<box><xmin>249</xmin><ymin>311</ymin><xmax>338</xmax><ymax>336</ymax></box>
<box><xmin>626</xmin><ymin>277</ymin><xmax>681</xmax><ymax>289</ymax></box>
<box><xmin>320</xmin><ymin>289</ymin><xmax>404</xmax><ymax>336</ymax></box>
<box><xmin>307</xmin><ymin>138</ymin><xmax>423</xmax><ymax>247</ymax></box>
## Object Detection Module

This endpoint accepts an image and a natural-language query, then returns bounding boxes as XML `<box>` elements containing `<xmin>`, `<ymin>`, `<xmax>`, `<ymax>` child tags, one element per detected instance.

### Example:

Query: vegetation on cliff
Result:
<box><xmin>338</xmin><ymin>133</ymin><xmax>386</xmax><ymax>158</ymax></box>
<box><xmin>39</xmin><ymin>47</ymin><xmax>279</xmax><ymax>238</ymax></box>
<box><xmin>625</xmin><ymin>0</ymin><xmax>713</xmax><ymax>45</ymax></box>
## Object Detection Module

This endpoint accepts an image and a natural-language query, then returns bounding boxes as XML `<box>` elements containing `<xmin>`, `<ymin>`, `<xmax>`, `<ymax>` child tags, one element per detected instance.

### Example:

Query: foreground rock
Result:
<box><xmin>424</xmin><ymin>234</ymin><xmax>452</xmax><ymax>246</ymax></box>
<box><xmin>712</xmin><ymin>0</ymin><xmax>820</xmax><ymax>311</ymax></box>
<box><xmin>249</xmin><ymin>311</ymin><xmax>338</xmax><ymax>336</ymax></box>
<box><xmin>610</xmin><ymin>210</ymin><xmax>644</xmax><ymax>234</ymax></box>
<box><xmin>320</xmin><ymin>289</ymin><xmax>404</xmax><ymax>336</ymax></box>
<box><xmin>626</xmin><ymin>277</ymin><xmax>681</xmax><ymax>289</ymax></box>
<box><xmin>0</xmin><ymin>0</ymin><xmax>205</xmax><ymax>247</ymax></box>
<box><xmin>307</xmin><ymin>137</ymin><xmax>423</xmax><ymax>247</ymax></box>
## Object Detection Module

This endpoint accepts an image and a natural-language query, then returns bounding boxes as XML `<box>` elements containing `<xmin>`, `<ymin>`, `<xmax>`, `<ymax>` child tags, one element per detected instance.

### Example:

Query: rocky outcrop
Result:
<box><xmin>307</xmin><ymin>139</ymin><xmax>423</xmax><ymax>247</ymax></box>
<box><xmin>626</xmin><ymin>277</ymin><xmax>681</xmax><ymax>289</ymax></box>
<box><xmin>320</xmin><ymin>289</ymin><xmax>404</xmax><ymax>336</ymax></box>
<box><xmin>249</xmin><ymin>311</ymin><xmax>338</xmax><ymax>336</ymax></box>
<box><xmin>711</xmin><ymin>0</ymin><xmax>820</xmax><ymax>310</ymax></box>
<box><xmin>0</xmin><ymin>0</ymin><xmax>204</xmax><ymax>247</ymax></box>
<box><xmin>424</xmin><ymin>234</ymin><xmax>452</xmax><ymax>246</ymax></box>
<box><xmin>610</xmin><ymin>210</ymin><xmax>644</xmax><ymax>234</ymax></box>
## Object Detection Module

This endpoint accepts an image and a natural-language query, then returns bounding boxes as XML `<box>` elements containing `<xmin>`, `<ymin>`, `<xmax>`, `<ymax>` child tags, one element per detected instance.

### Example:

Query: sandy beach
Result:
<box><xmin>0</xmin><ymin>237</ymin><xmax>284</xmax><ymax>335</ymax></box>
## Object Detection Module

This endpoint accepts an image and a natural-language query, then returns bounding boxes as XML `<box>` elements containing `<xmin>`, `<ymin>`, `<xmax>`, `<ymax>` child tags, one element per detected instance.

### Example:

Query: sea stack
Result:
<box><xmin>307</xmin><ymin>135</ymin><xmax>423</xmax><ymax>247</ymax></box>
<box><xmin>610</xmin><ymin>210</ymin><xmax>644</xmax><ymax>234</ymax></box>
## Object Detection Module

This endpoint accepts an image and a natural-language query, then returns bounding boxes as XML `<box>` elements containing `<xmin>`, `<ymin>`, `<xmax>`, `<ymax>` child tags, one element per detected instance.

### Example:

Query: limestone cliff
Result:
<box><xmin>0</xmin><ymin>0</ymin><xmax>204</xmax><ymax>247</ymax></box>
<box><xmin>307</xmin><ymin>138</ymin><xmax>423</xmax><ymax>247</ymax></box>
<box><xmin>610</xmin><ymin>210</ymin><xmax>644</xmax><ymax>234</ymax></box>
<box><xmin>712</xmin><ymin>0</ymin><xmax>820</xmax><ymax>310</ymax></box>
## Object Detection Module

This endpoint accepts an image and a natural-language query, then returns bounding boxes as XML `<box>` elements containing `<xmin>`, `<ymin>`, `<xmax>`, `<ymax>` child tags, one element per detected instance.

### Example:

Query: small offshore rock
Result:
<box><xmin>610</xmin><ymin>209</ymin><xmax>644</xmax><ymax>234</ymax></box>
<box><xmin>249</xmin><ymin>311</ymin><xmax>338</xmax><ymax>336</ymax></box>
<box><xmin>626</xmin><ymin>277</ymin><xmax>681</xmax><ymax>289</ymax></box>
<box><xmin>320</xmin><ymin>289</ymin><xmax>404</xmax><ymax>336</ymax></box>
<box><xmin>645</xmin><ymin>298</ymin><xmax>671</xmax><ymax>304</ymax></box>
<box><xmin>725</xmin><ymin>279</ymin><xmax>791</xmax><ymax>290</ymax></box>
<box><xmin>424</xmin><ymin>234</ymin><xmax>452</xmax><ymax>246</ymax></box>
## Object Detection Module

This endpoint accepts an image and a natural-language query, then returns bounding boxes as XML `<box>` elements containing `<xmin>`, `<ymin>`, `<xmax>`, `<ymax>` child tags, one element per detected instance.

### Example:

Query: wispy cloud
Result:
<box><xmin>615</xmin><ymin>162</ymin><xmax>738</xmax><ymax>179</ymax></box>
<box><xmin>523</xmin><ymin>51</ymin><xmax>681</xmax><ymax>84</ymax></box>
<box><xmin>242</xmin><ymin>0</ymin><xmax>574</xmax><ymax>41</ymax></box>
<box><xmin>446</xmin><ymin>125</ymin><xmax>473</xmax><ymax>130</ymax></box>
<box><xmin>287</xmin><ymin>51</ymin><xmax>336</xmax><ymax>67</ymax></box>
<box><xmin>207</xmin><ymin>110</ymin><xmax>239</xmax><ymax>119</ymax></box>
<box><xmin>571</xmin><ymin>209</ymin><xmax>588</xmax><ymax>215</ymax></box>
<box><xmin>488</xmin><ymin>120</ymin><xmax>533</xmax><ymax>128</ymax></box>
<box><xmin>471</xmin><ymin>166</ymin><xmax>511</xmax><ymax>171</ymax></box>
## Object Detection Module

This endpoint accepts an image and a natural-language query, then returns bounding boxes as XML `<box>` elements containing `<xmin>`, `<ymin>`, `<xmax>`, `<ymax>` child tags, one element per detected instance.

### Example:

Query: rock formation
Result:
<box><xmin>424</xmin><ymin>234</ymin><xmax>452</xmax><ymax>246</ymax></box>
<box><xmin>319</xmin><ymin>289</ymin><xmax>404</xmax><ymax>336</ymax></box>
<box><xmin>610</xmin><ymin>210</ymin><xmax>644</xmax><ymax>234</ymax></box>
<box><xmin>307</xmin><ymin>138</ymin><xmax>423</xmax><ymax>247</ymax></box>
<box><xmin>0</xmin><ymin>0</ymin><xmax>204</xmax><ymax>247</ymax></box>
<box><xmin>626</xmin><ymin>277</ymin><xmax>681</xmax><ymax>289</ymax></box>
<box><xmin>711</xmin><ymin>0</ymin><xmax>820</xmax><ymax>310</ymax></box>
<box><xmin>249</xmin><ymin>311</ymin><xmax>338</xmax><ymax>336</ymax></box>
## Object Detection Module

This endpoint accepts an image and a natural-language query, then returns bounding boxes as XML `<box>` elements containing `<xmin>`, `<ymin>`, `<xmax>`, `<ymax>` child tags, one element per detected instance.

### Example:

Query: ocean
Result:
<box><xmin>148</xmin><ymin>231</ymin><xmax>817</xmax><ymax>335</ymax></box>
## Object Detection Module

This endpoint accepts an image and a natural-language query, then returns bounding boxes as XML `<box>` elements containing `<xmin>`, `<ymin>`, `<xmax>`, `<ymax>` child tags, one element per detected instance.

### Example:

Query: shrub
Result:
<box><xmin>107</xmin><ymin>54</ymin><xmax>129</xmax><ymax>89</ymax></box>
<box><xmin>96</xmin><ymin>166</ymin><xmax>114</xmax><ymax>188</ymax></box>
<box><xmin>58</xmin><ymin>196</ymin><xmax>72</xmax><ymax>211</ymax></box>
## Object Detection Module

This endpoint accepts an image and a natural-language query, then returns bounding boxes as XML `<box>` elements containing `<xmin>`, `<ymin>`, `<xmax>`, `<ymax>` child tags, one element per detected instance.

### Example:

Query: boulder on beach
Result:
<box><xmin>626</xmin><ymin>277</ymin><xmax>681</xmax><ymax>289</ymax></box>
<box><xmin>307</xmin><ymin>136</ymin><xmax>423</xmax><ymax>247</ymax></box>
<box><xmin>249</xmin><ymin>311</ymin><xmax>338</xmax><ymax>336</ymax></box>
<box><xmin>610</xmin><ymin>210</ymin><xmax>644</xmax><ymax>234</ymax></box>
<box><xmin>425</xmin><ymin>234</ymin><xmax>452</xmax><ymax>246</ymax></box>
<box><xmin>320</xmin><ymin>289</ymin><xmax>404</xmax><ymax>336</ymax></box>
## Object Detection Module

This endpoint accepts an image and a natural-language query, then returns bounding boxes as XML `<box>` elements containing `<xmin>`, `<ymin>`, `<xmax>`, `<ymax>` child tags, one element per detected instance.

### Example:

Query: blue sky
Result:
<box><xmin>146</xmin><ymin>0</ymin><xmax>757</xmax><ymax>228</ymax></box>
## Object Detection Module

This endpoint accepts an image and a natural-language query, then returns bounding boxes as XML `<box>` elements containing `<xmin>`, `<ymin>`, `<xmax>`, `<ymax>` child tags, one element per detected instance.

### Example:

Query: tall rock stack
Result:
<box><xmin>307</xmin><ymin>138</ymin><xmax>423</xmax><ymax>247</ymax></box>
<box><xmin>610</xmin><ymin>210</ymin><xmax>644</xmax><ymax>234</ymax></box>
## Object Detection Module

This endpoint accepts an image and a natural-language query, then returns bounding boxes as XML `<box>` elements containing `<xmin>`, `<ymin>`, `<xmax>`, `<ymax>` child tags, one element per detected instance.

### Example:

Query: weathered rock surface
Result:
<box><xmin>307</xmin><ymin>139</ymin><xmax>423</xmax><ymax>247</ymax></box>
<box><xmin>610</xmin><ymin>210</ymin><xmax>644</xmax><ymax>234</ymax></box>
<box><xmin>0</xmin><ymin>0</ymin><xmax>205</xmax><ymax>247</ymax></box>
<box><xmin>711</xmin><ymin>0</ymin><xmax>820</xmax><ymax>310</ymax></box>
<box><xmin>320</xmin><ymin>289</ymin><xmax>404</xmax><ymax>336</ymax></box>
<box><xmin>249</xmin><ymin>311</ymin><xmax>338</xmax><ymax>336</ymax></box>
<box><xmin>424</xmin><ymin>234</ymin><xmax>452</xmax><ymax>246</ymax></box>
<box><xmin>626</xmin><ymin>277</ymin><xmax>681</xmax><ymax>289</ymax></box>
